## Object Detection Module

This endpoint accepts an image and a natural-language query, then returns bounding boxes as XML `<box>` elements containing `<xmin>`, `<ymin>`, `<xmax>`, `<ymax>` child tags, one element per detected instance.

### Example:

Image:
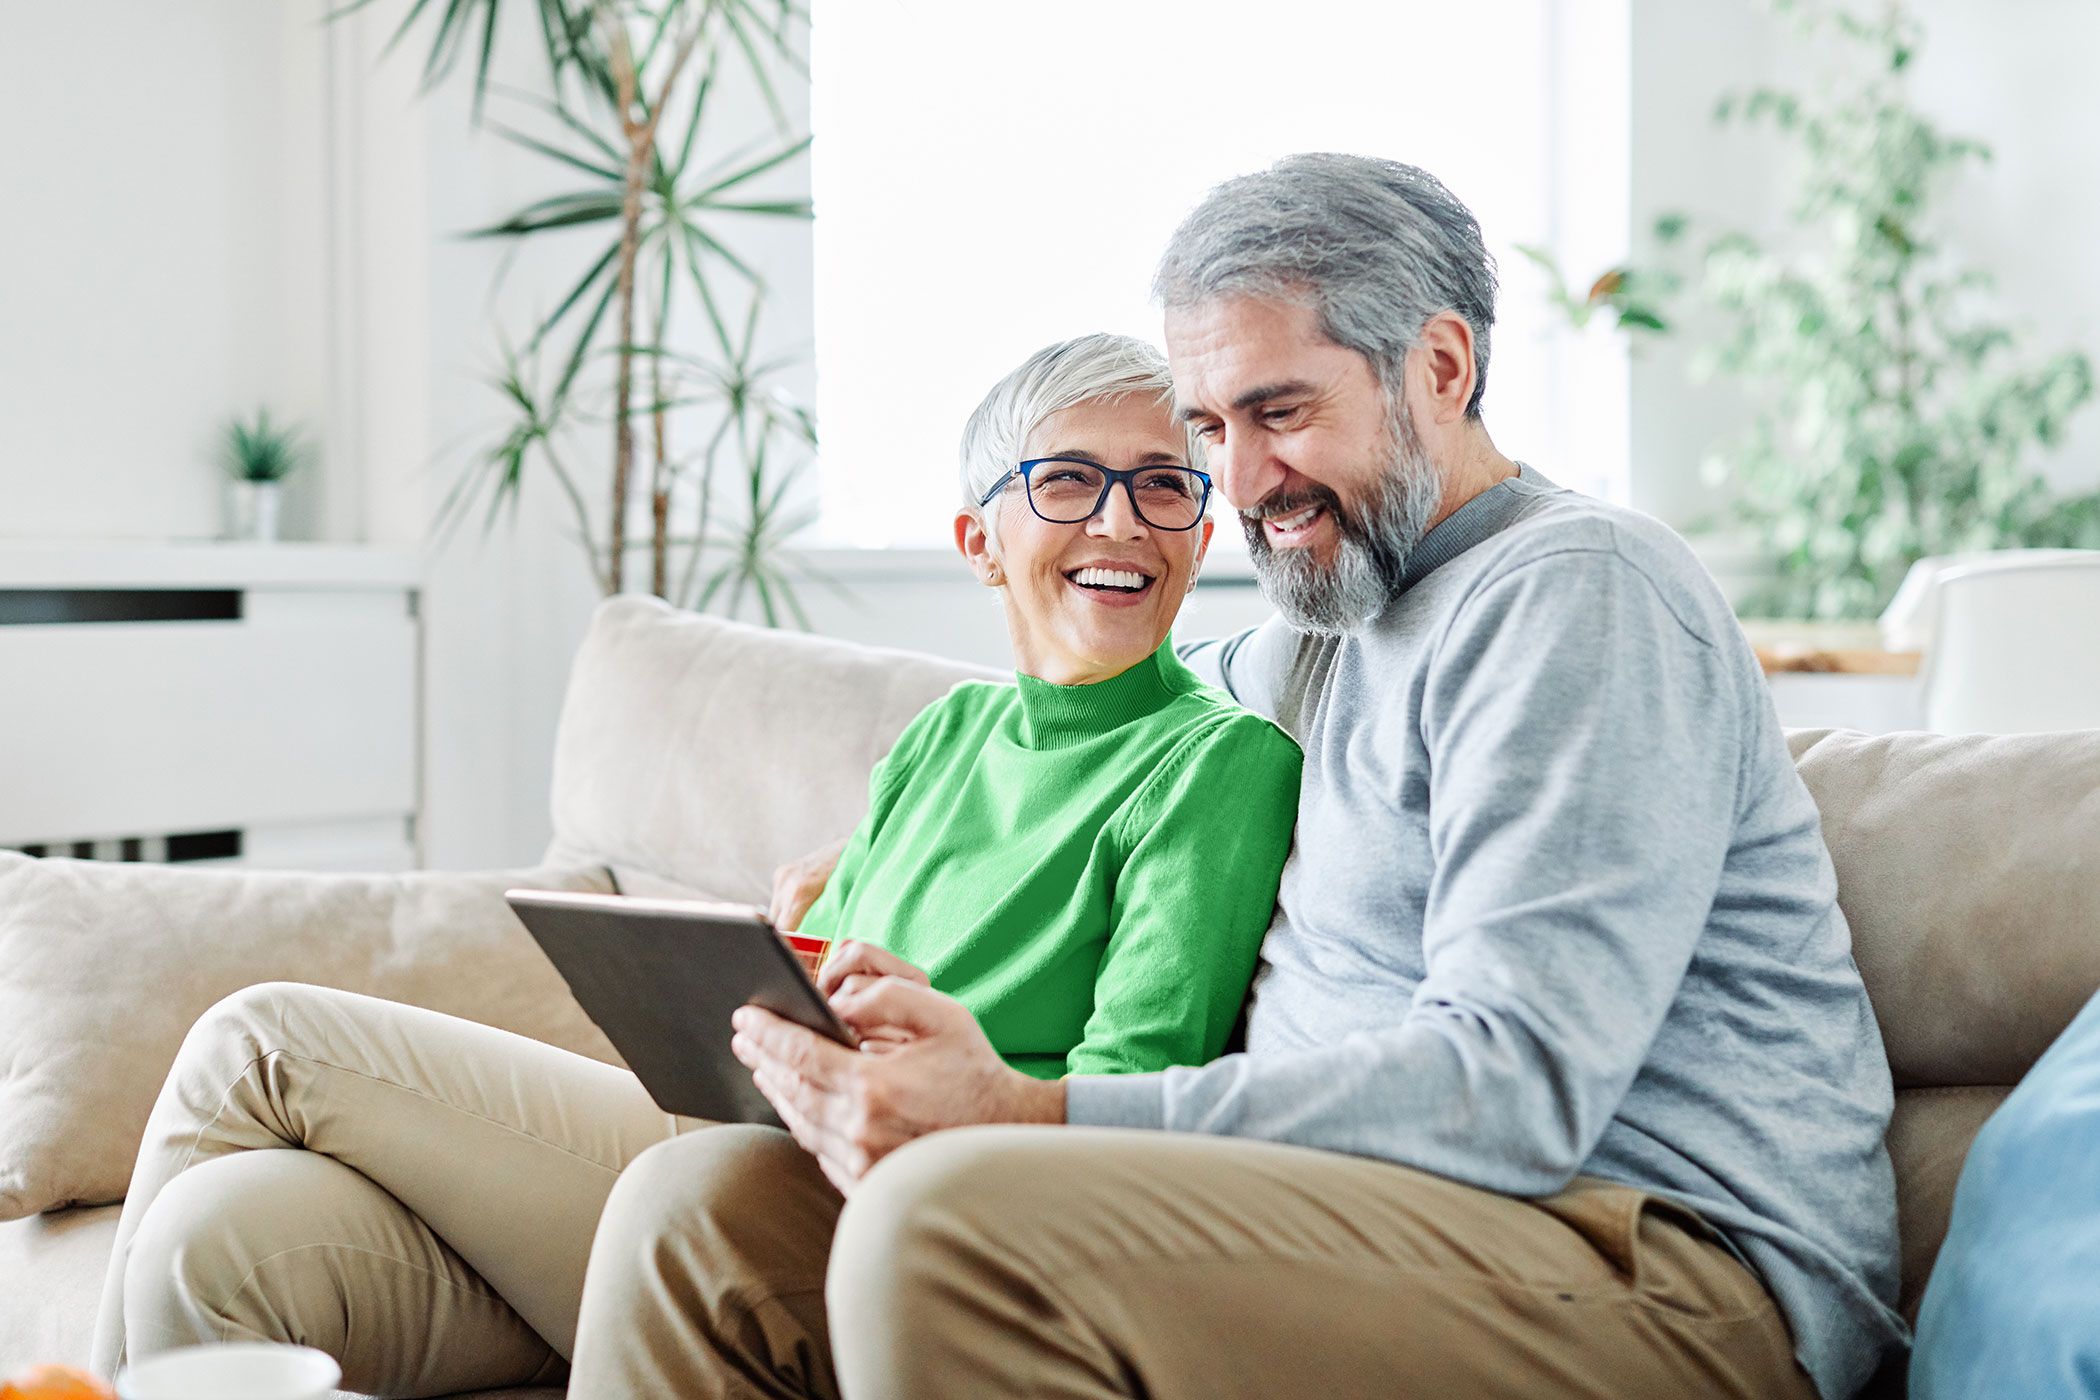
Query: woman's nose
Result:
<box><xmin>1087</xmin><ymin>481</ymin><xmax>1148</xmax><ymax>539</ymax></box>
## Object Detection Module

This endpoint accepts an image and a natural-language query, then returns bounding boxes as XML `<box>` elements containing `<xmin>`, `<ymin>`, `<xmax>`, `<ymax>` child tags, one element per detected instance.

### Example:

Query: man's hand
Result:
<box><xmin>817</xmin><ymin>939</ymin><xmax>930</xmax><ymax>1001</ymax></box>
<box><xmin>731</xmin><ymin>978</ymin><xmax>1065</xmax><ymax>1194</ymax></box>
<box><xmin>769</xmin><ymin>837</ymin><xmax>847</xmax><ymax>932</ymax></box>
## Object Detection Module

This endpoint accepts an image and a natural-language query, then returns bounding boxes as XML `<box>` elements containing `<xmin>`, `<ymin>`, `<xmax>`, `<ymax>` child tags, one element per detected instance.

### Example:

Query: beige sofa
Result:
<box><xmin>3</xmin><ymin>595</ymin><xmax>2096</xmax><ymax>1398</ymax></box>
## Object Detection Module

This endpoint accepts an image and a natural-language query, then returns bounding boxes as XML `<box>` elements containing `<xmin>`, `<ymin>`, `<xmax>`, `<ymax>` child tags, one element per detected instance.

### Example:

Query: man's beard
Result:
<box><xmin>1240</xmin><ymin>397</ymin><xmax>1445</xmax><ymax>636</ymax></box>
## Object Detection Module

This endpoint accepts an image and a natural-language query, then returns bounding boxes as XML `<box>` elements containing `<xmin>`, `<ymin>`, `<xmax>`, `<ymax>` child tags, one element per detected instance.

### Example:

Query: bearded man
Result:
<box><xmin>576</xmin><ymin>154</ymin><xmax>1908</xmax><ymax>1400</ymax></box>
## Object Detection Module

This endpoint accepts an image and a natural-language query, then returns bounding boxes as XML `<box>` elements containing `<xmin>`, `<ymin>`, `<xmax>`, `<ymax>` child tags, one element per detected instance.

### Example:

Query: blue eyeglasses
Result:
<box><xmin>979</xmin><ymin>457</ymin><xmax>1212</xmax><ymax>531</ymax></box>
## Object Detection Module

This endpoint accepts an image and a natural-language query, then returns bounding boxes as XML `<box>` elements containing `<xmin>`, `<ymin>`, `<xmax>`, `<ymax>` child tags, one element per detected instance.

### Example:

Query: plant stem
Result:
<box><xmin>650</xmin><ymin>302</ymin><xmax>671</xmax><ymax>597</ymax></box>
<box><xmin>602</xmin><ymin>6</ymin><xmax>711</xmax><ymax>596</ymax></box>
<box><xmin>605</xmin><ymin>12</ymin><xmax>644</xmax><ymax>594</ymax></box>
<box><xmin>542</xmin><ymin>439</ymin><xmax>612</xmax><ymax>593</ymax></box>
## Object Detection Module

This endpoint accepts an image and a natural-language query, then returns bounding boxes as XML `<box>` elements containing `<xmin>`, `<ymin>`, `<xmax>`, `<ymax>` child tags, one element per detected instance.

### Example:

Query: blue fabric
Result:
<box><xmin>1912</xmin><ymin>988</ymin><xmax>2100</xmax><ymax>1398</ymax></box>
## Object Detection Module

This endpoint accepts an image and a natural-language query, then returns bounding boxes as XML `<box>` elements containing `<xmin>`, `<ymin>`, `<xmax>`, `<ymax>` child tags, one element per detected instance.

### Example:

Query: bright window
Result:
<box><xmin>811</xmin><ymin>0</ymin><xmax>1627</xmax><ymax>547</ymax></box>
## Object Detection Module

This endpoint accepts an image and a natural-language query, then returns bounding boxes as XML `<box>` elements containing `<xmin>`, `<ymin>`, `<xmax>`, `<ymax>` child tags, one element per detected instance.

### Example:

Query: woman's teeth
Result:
<box><xmin>1070</xmin><ymin>567</ymin><xmax>1151</xmax><ymax>592</ymax></box>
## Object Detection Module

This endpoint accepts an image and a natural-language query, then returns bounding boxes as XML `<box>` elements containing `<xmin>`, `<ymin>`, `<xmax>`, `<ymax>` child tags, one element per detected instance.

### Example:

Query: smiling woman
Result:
<box><xmin>961</xmin><ymin>386</ymin><xmax>1213</xmax><ymax>685</ymax></box>
<box><xmin>787</xmin><ymin>333</ymin><xmax>1302</xmax><ymax>1082</ymax></box>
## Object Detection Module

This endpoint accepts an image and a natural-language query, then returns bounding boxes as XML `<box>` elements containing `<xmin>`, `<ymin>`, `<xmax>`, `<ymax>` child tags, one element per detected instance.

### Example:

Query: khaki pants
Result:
<box><xmin>97</xmin><ymin>982</ymin><xmax>1817</xmax><ymax>1399</ymax></box>
<box><xmin>92</xmin><ymin>982</ymin><xmax>698</xmax><ymax>1393</ymax></box>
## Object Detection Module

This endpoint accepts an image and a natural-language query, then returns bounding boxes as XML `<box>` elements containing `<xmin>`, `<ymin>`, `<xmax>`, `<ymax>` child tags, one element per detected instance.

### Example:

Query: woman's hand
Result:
<box><xmin>769</xmin><ymin>837</ymin><xmax>847</xmax><ymax>931</ymax></box>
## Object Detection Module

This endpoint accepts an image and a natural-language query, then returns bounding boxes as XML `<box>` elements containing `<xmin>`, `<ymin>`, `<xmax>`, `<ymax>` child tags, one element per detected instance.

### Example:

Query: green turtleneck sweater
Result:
<box><xmin>796</xmin><ymin>641</ymin><xmax>1301</xmax><ymax>1080</ymax></box>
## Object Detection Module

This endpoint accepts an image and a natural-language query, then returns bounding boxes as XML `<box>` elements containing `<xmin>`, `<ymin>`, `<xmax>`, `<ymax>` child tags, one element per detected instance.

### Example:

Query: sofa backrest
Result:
<box><xmin>1788</xmin><ymin>727</ymin><xmax>2100</xmax><ymax>1090</ymax></box>
<box><xmin>545</xmin><ymin>603</ymin><xmax>2100</xmax><ymax>1076</ymax></box>
<box><xmin>544</xmin><ymin>597</ymin><xmax>1000</xmax><ymax>900</ymax></box>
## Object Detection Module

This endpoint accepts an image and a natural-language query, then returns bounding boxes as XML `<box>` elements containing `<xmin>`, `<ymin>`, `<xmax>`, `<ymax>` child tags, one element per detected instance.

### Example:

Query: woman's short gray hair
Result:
<box><xmin>958</xmin><ymin>334</ymin><xmax>1190</xmax><ymax>520</ymax></box>
<box><xmin>1152</xmin><ymin>153</ymin><xmax>1498</xmax><ymax>418</ymax></box>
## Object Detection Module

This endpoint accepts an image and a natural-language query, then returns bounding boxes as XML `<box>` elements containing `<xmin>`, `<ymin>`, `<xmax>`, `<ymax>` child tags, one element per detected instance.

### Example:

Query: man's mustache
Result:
<box><xmin>1239</xmin><ymin>484</ymin><xmax>1349</xmax><ymax>525</ymax></box>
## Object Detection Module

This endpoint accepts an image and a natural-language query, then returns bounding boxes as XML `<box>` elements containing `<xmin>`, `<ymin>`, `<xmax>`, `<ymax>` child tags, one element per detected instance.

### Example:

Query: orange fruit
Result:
<box><xmin>0</xmin><ymin>1364</ymin><xmax>117</xmax><ymax>1400</ymax></box>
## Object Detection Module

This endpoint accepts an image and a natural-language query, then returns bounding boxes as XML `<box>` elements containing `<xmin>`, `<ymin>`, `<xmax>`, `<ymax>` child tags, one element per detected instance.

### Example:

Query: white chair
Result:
<box><xmin>1908</xmin><ymin>550</ymin><xmax>2100</xmax><ymax>734</ymax></box>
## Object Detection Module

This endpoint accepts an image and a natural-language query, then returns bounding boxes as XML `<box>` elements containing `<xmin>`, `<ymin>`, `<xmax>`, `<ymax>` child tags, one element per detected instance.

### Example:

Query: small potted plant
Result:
<box><xmin>220</xmin><ymin>408</ymin><xmax>309</xmax><ymax>543</ymax></box>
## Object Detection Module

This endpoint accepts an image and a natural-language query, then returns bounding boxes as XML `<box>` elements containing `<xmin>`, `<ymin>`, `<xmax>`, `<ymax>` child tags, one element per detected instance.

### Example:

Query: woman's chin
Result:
<box><xmin>1062</xmin><ymin>623</ymin><xmax>1167</xmax><ymax>675</ymax></box>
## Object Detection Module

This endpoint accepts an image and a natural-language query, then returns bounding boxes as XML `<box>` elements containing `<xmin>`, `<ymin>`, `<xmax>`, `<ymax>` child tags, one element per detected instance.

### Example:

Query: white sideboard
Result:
<box><xmin>0</xmin><ymin>544</ymin><xmax>422</xmax><ymax>871</ymax></box>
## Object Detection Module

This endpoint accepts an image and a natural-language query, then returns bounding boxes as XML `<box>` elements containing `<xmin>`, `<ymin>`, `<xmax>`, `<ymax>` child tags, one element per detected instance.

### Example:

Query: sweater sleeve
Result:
<box><xmin>1066</xmin><ymin>548</ymin><xmax>1743</xmax><ymax>1196</ymax></box>
<box><xmin>1176</xmin><ymin>618</ymin><xmax>1302</xmax><ymax>722</ymax></box>
<box><xmin>1062</xmin><ymin>715</ymin><xmax>1302</xmax><ymax>1077</ymax></box>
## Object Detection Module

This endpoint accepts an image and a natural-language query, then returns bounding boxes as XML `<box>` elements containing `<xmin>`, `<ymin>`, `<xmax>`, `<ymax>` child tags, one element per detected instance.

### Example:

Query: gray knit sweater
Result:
<box><xmin>1065</xmin><ymin>466</ymin><xmax>1907</xmax><ymax>1399</ymax></box>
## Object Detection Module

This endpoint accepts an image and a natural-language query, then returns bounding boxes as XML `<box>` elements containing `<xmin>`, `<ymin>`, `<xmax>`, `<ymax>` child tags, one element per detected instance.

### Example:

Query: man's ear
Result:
<box><xmin>954</xmin><ymin>508</ymin><xmax>1002</xmax><ymax>585</ymax></box>
<box><xmin>1412</xmin><ymin>310</ymin><xmax>1479</xmax><ymax>425</ymax></box>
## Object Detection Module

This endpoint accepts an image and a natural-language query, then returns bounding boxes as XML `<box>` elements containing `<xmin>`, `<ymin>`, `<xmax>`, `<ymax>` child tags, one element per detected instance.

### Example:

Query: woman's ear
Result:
<box><xmin>1188</xmin><ymin>515</ymin><xmax>1216</xmax><ymax>590</ymax></box>
<box><xmin>954</xmin><ymin>508</ymin><xmax>1003</xmax><ymax>586</ymax></box>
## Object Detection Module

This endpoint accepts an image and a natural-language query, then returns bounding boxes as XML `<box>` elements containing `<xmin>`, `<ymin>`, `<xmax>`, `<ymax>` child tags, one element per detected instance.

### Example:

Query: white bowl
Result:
<box><xmin>116</xmin><ymin>1342</ymin><xmax>341</xmax><ymax>1400</ymax></box>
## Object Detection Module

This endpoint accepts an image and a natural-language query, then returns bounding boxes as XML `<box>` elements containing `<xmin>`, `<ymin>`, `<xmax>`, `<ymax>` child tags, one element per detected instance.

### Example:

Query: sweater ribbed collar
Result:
<box><xmin>1400</xmin><ymin>461</ymin><xmax>1556</xmax><ymax>587</ymax></box>
<box><xmin>1013</xmin><ymin>639</ymin><xmax>1195</xmax><ymax>750</ymax></box>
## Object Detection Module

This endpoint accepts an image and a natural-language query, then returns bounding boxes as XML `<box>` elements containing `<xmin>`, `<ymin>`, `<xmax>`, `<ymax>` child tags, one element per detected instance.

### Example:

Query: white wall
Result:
<box><xmin>13</xmin><ymin>4</ymin><xmax>2091</xmax><ymax>870</ymax></box>
<box><xmin>0</xmin><ymin>2</ymin><xmax>815</xmax><ymax>871</ymax></box>
<box><xmin>0</xmin><ymin>3</ymin><xmax>334</xmax><ymax>542</ymax></box>
<box><xmin>1628</xmin><ymin>0</ymin><xmax>2100</xmax><ymax>533</ymax></box>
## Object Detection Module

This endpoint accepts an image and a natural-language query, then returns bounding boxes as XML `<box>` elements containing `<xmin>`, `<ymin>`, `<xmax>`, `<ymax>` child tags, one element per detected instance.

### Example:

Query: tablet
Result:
<box><xmin>504</xmin><ymin>888</ymin><xmax>855</xmax><ymax>1126</ymax></box>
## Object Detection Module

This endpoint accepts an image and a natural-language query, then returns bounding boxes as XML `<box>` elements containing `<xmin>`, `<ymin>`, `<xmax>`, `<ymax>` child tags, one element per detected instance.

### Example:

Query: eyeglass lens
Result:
<box><xmin>1027</xmin><ymin>462</ymin><xmax>1206</xmax><ymax>529</ymax></box>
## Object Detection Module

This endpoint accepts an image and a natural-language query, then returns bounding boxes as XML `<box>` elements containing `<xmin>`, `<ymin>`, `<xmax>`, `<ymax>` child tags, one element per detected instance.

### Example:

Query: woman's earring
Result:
<box><xmin>984</xmin><ymin>565</ymin><xmax>1004</xmax><ymax>586</ymax></box>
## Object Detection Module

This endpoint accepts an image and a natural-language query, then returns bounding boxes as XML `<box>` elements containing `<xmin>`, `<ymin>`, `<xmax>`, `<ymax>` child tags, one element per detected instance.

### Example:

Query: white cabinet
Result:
<box><xmin>0</xmin><ymin>545</ymin><xmax>421</xmax><ymax>870</ymax></box>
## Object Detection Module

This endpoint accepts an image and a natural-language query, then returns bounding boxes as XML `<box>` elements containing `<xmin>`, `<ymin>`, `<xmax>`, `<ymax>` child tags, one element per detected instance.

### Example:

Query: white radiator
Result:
<box><xmin>0</xmin><ymin>544</ymin><xmax>422</xmax><ymax>871</ymax></box>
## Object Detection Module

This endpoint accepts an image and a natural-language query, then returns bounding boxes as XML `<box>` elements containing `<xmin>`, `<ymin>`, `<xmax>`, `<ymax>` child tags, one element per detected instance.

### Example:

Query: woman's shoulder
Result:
<box><xmin>891</xmin><ymin>677</ymin><xmax>1017</xmax><ymax>750</ymax></box>
<box><xmin>1144</xmin><ymin>690</ymin><xmax>1304</xmax><ymax>798</ymax></box>
<box><xmin>1160</xmin><ymin>685</ymin><xmax>1301</xmax><ymax>760</ymax></box>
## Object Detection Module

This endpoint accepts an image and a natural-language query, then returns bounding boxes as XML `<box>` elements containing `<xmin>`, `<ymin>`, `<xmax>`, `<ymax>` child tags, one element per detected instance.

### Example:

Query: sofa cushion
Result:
<box><xmin>0</xmin><ymin>856</ymin><xmax>618</xmax><ymax>1220</ymax></box>
<box><xmin>0</xmin><ymin>1205</ymin><xmax>117</xmax><ymax>1371</ymax></box>
<box><xmin>1788</xmin><ymin>728</ymin><xmax>2100</xmax><ymax>1088</ymax></box>
<box><xmin>544</xmin><ymin>597</ymin><xmax>1001</xmax><ymax>901</ymax></box>
<box><xmin>1884</xmin><ymin>1084</ymin><xmax>2010</xmax><ymax>1322</ymax></box>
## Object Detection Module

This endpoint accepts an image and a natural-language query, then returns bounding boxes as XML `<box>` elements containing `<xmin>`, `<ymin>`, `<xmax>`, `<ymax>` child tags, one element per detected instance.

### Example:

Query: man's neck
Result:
<box><xmin>1426</xmin><ymin>430</ymin><xmax>1520</xmax><ymax>533</ymax></box>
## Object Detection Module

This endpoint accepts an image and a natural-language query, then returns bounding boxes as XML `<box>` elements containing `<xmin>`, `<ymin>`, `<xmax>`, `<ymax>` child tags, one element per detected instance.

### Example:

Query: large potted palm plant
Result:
<box><xmin>350</xmin><ymin>0</ymin><xmax>825</xmax><ymax>623</ymax></box>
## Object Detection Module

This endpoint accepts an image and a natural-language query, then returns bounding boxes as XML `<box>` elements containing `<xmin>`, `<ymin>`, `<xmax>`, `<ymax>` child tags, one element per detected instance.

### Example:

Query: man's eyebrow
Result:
<box><xmin>1175</xmin><ymin>380</ymin><xmax>1317</xmax><ymax>422</ymax></box>
<box><xmin>1229</xmin><ymin>380</ymin><xmax>1316</xmax><ymax>411</ymax></box>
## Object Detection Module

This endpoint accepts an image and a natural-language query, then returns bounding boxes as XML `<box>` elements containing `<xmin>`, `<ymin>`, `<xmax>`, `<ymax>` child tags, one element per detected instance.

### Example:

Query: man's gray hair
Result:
<box><xmin>1153</xmin><ymin>153</ymin><xmax>1498</xmax><ymax>417</ymax></box>
<box><xmin>958</xmin><ymin>334</ymin><xmax>1190</xmax><ymax>516</ymax></box>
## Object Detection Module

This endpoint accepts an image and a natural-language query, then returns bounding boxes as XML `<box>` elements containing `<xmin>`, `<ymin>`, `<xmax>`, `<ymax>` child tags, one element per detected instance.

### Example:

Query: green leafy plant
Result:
<box><xmin>220</xmin><ymin>408</ymin><xmax>311</xmax><ymax>484</ymax></box>
<box><xmin>1681</xmin><ymin>0</ymin><xmax>2098</xmax><ymax>619</ymax></box>
<box><xmin>345</xmin><ymin>0</ymin><xmax>826</xmax><ymax>624</ymax></box>
<box><xmin>1513</xmin><ymin>234</ymin><xmax>1680</xmax><ymax>336</ymax></box>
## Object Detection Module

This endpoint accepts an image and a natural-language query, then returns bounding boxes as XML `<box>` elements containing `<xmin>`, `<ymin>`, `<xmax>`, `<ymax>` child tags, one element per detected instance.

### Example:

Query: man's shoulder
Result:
<box><xmin>1447</xmin><ymin>493</ymin><xmax>1731</xmax><ymax>646</ymax></box>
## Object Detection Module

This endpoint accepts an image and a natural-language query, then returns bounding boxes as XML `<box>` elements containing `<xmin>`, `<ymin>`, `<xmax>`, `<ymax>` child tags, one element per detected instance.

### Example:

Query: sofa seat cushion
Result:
<box><xmin>0</xmin><ymin>1204</ymin><xmax>119</xmax><ymax>1371</ymax></box>
<box><xmin>0</xmin><ymin>855</ymin><xmax>619</xmax><ymax>1220</ymax></box>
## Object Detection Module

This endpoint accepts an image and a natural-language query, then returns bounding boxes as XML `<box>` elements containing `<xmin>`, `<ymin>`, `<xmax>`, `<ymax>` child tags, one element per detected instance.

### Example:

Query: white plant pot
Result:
<box><xmin>227</xmin><ymin>479</ymin><xmax>283</xmax><ymax>542</ymax></box>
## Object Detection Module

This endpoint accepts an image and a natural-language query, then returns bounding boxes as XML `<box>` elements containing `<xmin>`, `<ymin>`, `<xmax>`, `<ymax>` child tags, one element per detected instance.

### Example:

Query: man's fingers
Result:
<box><xmin>732</xmin><ymin>1006</ymin><xmax>852</xmax><ymax>1088</ymax></box>
<box><xmin>745</xmin><ymin>1050</ymin><xmax>870</xmax><ymax>1193</ymax></box>
<box><xmin>817</xmin><ymin>940</ymin><xmax>930</xmax><ymax>999</ymax></box>
<box><xmin>832</xmin><ymin>977</ymin><xmax>960</xmax><ymax>1037</ymax></box>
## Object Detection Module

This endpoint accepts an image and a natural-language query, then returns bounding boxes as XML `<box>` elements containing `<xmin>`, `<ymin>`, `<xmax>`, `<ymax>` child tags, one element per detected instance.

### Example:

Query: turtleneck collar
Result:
<box><xmin>1013</xmin><ymin>639</ymin><xmax>1196</xmax><ymax>750</ymax></box>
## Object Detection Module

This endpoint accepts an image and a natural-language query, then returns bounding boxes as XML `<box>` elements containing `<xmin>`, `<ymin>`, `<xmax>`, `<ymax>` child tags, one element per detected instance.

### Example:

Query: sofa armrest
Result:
<box><xmin>0</xmin><ymin>852</ymin><xmax>617</xmax><ymax>1219</ymax></box>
